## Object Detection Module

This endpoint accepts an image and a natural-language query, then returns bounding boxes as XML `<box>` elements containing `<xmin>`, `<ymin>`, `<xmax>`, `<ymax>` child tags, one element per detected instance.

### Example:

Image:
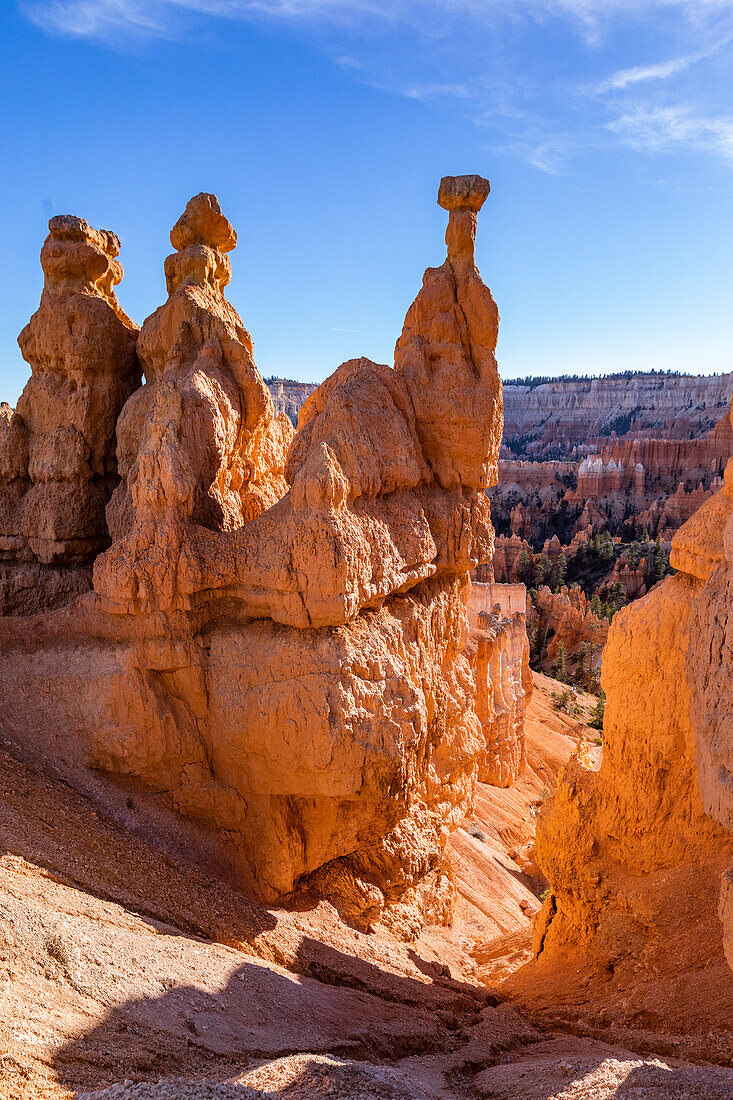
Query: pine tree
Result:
<box><xmin>550</xmin><ymin>552</ymin><xmax>567</xmax><ymax>592</ymax></box>
<box><xmin>654</xmin><ymin>534</ymin><xmax>669</xmax><ymax>584</ymax></box>
<box><xmin>552</xmin><ymin>642</ymin><xmax>567</xmax><ymax>683</ymax></box>
<box><xmin>517</xmin><ymin>548</ymin><xmax>532</xmax><ymax>585</ymax></box>
<box><xmin>577</xmin><ymin>640</ymin><xmax>593</xmax><ymax>691</ymax></box>
<box><xmin>600</xmin><ymin>531</ymin><xmax>614</xmax><ymax>564</ymax></box>
<box><xmin>535</xmin><ymin>552</ymin><xmax>553</xmax><ymax>586</ymax></box>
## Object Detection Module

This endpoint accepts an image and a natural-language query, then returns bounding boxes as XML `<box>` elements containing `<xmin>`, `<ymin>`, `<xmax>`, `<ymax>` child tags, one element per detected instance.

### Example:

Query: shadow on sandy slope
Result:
<box><xmin>52</xmin><ymin>934</ymin><xmax>491</xmax><ymax>1096</ymax></box>
<box><xmin>0</xmin><ymin>742</ymin><xmax>278</xmax><ymax>943</ymax></box>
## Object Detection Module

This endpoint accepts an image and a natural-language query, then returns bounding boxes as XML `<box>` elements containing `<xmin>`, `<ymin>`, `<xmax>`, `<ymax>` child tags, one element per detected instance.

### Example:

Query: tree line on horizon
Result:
<box><xmin>502</xmin><ymin>367</ymin><xmax>732</xmax><ymax>389</ymax></box>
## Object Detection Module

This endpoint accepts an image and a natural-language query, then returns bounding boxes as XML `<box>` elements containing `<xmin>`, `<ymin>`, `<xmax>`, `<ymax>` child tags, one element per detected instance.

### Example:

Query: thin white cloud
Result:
<box><xmin>400</xmin><ymin>83</ymin><xmax>471</xmax><ymax>101</ymax></box>
<box><xmin>594</xmin><ymin>54</ymin><xmax>700</xmax><ymax>92</ymax></box>
<box><xmin>23</xmin><ymin>0</ymin><xmax>733</xmax><ymax>41</ymax></box>
<box><xmin>609</xmin><ymin>104</ymin><xmax>733</xmax><ymax>159</ymax></box>
<box><xmin>19</xmin><ymin>0</ymin><xmax>733</xmax><ymax>170</ymax></box>
<box><xmin>22</xmin><ymin>0</ymin><xmax>163</xmax><ymax>37</ymax></box>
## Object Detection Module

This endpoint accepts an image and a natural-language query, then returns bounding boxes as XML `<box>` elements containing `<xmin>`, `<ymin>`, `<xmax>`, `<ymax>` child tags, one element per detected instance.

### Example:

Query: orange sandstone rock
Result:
<box><xmin>0</xmin><ymin>179</ymin><xmax>503</xmax><ymax>933</ymax></box>
<box><xmin>508</xmin><ymin>400</ymin><xmax>733</xmax><ymax>1032</ymax></box>
<box><xmin>0</xmin><ymin>216</ymin><xmax>140</xmax><ymax>614</ymax></box>
<box><xmin>468</xmin><ymin>581</ymin><xmax>532</xmax><ymax>787</ymax></box>
<box><xmin>106</xmin><ymin>193</ymin><xmax>292</xmax><ymax>542</ymax></box>
<box><xmin>685</xmin><ymin>441</ymin><xmax>733</xmax><ymax>965</ymax></box>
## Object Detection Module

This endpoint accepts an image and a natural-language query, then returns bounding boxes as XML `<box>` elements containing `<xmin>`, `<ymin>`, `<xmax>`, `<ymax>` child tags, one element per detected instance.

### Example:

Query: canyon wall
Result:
<box><xmin>0</xmin><ymin>178</ymin><xmax>518</xmax><ymax>934</ymax></box>
<box><xmin>268</xmin><ymin>378</ymin><xmax>318</xmax><ymax>424</ymax></box>
<box><xmin>683</xmin><ymin>455</ymin><xmax>733</xmax><ymax>968</ymax></box>
<box><xmin>503</xmin><ymin>373</ymin><xmax>733</xmax><ymax>456</ymax></box>
<box><xmin>269</xmin><ymin>372</ymin><xmax>733</xmax><ymax>452</ymax></box>
<box><xmin>512</xmin><ymin>398</ymin><xmax>733</xmax><ymax>1028</ymax></box>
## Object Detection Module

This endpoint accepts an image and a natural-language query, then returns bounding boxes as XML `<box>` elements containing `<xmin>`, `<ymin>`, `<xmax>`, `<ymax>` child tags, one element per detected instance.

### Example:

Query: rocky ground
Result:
<box><xmin>3</xmin><ymin>674</ymin><xmax>732</xmax><ymax>1100</ymax></box>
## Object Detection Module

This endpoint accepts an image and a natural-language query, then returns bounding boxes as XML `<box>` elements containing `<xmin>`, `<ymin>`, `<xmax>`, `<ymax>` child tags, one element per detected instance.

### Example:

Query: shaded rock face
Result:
<box><xmin>685</xmin><ymin>454</ymin><xmax>733</xmax><ymax>966</ymax></box>
<box><xmin>531</xmin><ymin>584</ymin><xmax>608</xmax><ymax>676</ymax></box>
<box><xmin>526</xmin><ymin>398</ymin><xmax>733</xmax><ymax>997</ymax></box>
<box><xmin>0</xmin><ymin>178</ymin><xmax>504</xmax><ymax>933</ymax></box>
<box><xmin>0</xmin><ymin>216</ymin><xmax>140</xmax><ymax>614</ymax></box>
<box><xmin>467</xmin><ymin>582</ymin><xmax>532</xmax><ymax>788</ymax></box>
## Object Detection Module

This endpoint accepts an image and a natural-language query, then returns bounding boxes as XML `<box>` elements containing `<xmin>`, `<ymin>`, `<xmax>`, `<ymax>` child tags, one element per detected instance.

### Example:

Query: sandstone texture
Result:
<box><xmin>5</xmin><ymin>674</ymin><xmax>730</xmax><ymax>1100</ymax></box>
<box><xmin>0</xmin><ymin>673</ymin><xmax>641</xmax><ymax>1100</ymax></box>
<box><xmin>467</xmin><ymin>581</ymin><xmax>532</xmax><ymax>787</ymax></box>
<box><xmin>684</xmin><ymin>447</ymin><xmax>733</xmax><ymax>966</ymax></box>
<box><xmin>0</xmin><ymin>216</ymin><xmax>140</xmax><ymax>614</ymax></box>
<box><xmin>509</xmin><ymin>397</ymin><xmax>733</xmax><ymax>1036</ymax></box>
<box><xmin>0</xmin><ymin>179</ymin><xmax>504</xmax><ymax>933</ymax></box>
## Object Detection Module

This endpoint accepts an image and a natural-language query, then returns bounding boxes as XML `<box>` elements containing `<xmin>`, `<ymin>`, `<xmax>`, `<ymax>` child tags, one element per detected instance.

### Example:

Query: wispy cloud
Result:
<box><xmin>22</xmin><ymin>0</ymin><xmax>163</xmax><ymax>38</ymax></box>
<box><xmin>594</xmin><ymin>53</ymin><xmax>701</xmax><ymax>93</ymax></box>
<box><xmin>23</xmin><ymin>0</ymin><xmax>733</xmax><ymax>41</ymax></box>
<box><xmin>609</xmin><ymin>104</ymin><xmax>733</xmax><ymax>159</ymax></box>
<box><xmin>19</xmin><ymin>0</ymin><xmax>733</xmax><ymax>171</ymax></box>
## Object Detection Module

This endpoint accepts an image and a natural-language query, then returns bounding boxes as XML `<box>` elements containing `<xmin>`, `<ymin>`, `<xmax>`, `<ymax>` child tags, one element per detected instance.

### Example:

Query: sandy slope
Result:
<box><xmin>2</xmin><ymin>674</ymin><xmax>731</xmax><ymax>1100</ymax></box>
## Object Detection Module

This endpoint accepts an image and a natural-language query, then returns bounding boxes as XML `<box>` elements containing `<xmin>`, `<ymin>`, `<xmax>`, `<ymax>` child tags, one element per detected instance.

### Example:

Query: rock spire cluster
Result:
<box><xmin>0</xmin><ymin>177</ymin><xmax>516</xmax><ymax>932</ymax></box>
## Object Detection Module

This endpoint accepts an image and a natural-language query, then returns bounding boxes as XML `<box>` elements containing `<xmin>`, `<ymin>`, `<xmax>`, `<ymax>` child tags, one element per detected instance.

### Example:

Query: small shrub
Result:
<box><xmin>45</xmin><ymin>931</ymin><xmax>73</xmax><ymax>972</ymax></box>
<box><xmin>589</xmin><ymin>688</ymin><xmax>606</xmax><ymax>731</ymax></box>
<box><xmin>468</xmin><ymin>824</ymin><xmax>487</xmax><ymax>843</ymax></box>
<box><xmin>552</xmin><ymin>688</ymin><xmax>573</xmax><ymax>714</ymax></box>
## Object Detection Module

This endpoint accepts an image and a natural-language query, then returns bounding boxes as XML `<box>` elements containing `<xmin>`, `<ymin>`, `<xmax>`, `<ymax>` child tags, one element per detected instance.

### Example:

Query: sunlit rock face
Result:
<box><xmin>0</xmin><ymin>215</ymin><xmax>140</xmax><ymax>614</ymax></box>
<box><xmin>503</xmin><ymin>373</ymin><xmax>733</xmax><ymax>457</ymax></box>
<box><xmin>0</xmin><ymin>178</ymin><xmax>506</xmax><ymax>933</ymax></box>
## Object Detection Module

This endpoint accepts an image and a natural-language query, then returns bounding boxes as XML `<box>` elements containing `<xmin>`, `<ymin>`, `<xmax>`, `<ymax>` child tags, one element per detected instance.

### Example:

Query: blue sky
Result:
<box><xmin>2</xmin><ymin>0</ymin><xmax>732</xmax><ymax>403</ymax></box>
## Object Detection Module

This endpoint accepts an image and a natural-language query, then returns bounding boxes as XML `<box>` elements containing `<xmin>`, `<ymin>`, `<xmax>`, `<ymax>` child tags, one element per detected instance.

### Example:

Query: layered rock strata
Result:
<box><xmin>503</xmin><ymin>373</ymin><xmax>733</xmax><ymax>456</ymax></box>
<box><xmin>268</xmin><ymin>377</ymin><xmax>318</xmax><ymax>424</ymax></box>
<box><xmin>0</xmin><ymin>177</ymin><xmax>503</xmax><ymax>932</ymax></box>
<box><xmin>0</xmin><ymin>216</ymin><xmax>140</xmax><ymax>614</ymax></box>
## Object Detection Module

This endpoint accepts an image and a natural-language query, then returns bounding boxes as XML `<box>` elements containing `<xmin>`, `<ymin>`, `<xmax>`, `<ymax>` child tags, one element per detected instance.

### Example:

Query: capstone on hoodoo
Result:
<box><xmin>0</xmin><ymin>178</ymin><xmax>513</xmax><ymax>933</ymax></box>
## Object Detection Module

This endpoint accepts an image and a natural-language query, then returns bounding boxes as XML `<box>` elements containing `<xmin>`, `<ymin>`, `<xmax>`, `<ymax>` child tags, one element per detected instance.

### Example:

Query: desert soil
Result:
<box><xmin>2</xmin><ymin>674</ymin><xmax>731</xmax><ymax>1100</ymax></box>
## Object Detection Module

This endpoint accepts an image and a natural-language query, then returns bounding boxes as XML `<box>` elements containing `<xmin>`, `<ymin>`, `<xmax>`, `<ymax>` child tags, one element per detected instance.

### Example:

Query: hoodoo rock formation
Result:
<box><xmin>467</xmin><ymin>581</ymin><xmax>532</xmax><ymax>788</ymax></box>
<box><xmin>0</xmin><ymin>178</ymin><xmax>506</xmax><ymax>933</ymax></box>
<box><xmin>511</xmin><ymin>396</ymin><xmax>733</xmax><ymax>1033</ymax></box>
<box><xmin>0</xmin><ymin>216</ymin><xmax>140</xmax><ymax>615</ymax></box>
<box><xmin>105</xmin><ymin>192</ymin><xmax>293</xmax><ymax>549</ymax></box>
